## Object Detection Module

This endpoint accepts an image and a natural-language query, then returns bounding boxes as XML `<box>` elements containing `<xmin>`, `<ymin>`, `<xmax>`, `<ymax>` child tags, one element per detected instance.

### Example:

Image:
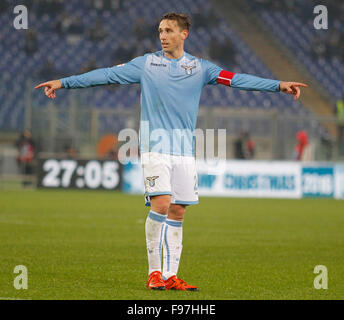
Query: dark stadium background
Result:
<box><xmin>0</xmin><ymin>0</ymin><xmax>343</xmax><ymax>301</ymax></box>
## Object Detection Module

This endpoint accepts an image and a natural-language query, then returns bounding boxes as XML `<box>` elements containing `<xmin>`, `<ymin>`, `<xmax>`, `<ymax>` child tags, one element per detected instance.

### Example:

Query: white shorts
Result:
<box><xmin>141</xmin><ymin>152</ymin><xmax>199</xmax><ymax>206</ymax></box>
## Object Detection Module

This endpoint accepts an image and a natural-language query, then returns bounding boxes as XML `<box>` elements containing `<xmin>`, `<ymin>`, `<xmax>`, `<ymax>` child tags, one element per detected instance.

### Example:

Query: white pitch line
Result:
<box><xmin>0</xmin><ymin>297</ymin><xmax>31</xmax><ymax>300</ymax></box>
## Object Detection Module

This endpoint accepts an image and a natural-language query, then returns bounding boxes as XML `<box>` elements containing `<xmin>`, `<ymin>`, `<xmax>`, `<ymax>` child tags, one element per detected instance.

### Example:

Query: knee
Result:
<box><xmin>168</xmin><ymin>204</ymin><xmax>186</xmax><ymax>221</ymax></box>
<box><xmin>150</xmin><ymin>195</ymin><xmax>171</xmax><ymax>214</ymax></box>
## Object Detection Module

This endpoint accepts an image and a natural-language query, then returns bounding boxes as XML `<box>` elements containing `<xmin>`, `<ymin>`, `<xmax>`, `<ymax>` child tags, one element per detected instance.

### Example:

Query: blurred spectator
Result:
<box><xmin>209</xmin><ymin>38</ymin><xmax>236</xmax><ymax>67</ymax></box>
<box><xmin>0</xmin><ymin>0</ymin><xmax>9</xmax><ymax>14</ymax></box>
<box><xmin>88</xmin><ymin>18</ymin><xmax>108</xmax><ymax>42</ymax></box>
<box><xmin>245</xmin><ymin>132</ymin><xmax>255</xmax><ymax>159</ymax></box>
<box><xmin>336</xmin><ymin>29</ymin><xmax>344</xmax><ymax>58</ymax></box>
<box><xmin>91</xmin><ymin>0</ymin><xmax>124</xmax><ymax>11</ymax></box>
<box><xmin>320</xmin><ymin>133</ymin><xmax>333</xmax><ymax>161</ymax></box>
<box><xmin>327</xmin><ymin>0</ymin><xmax>344</xmax><ymax>22</ymax></box>
<box><xmin>96</xmin><ymin>134</ymin><xmax>119</xmax><ymax>159</ymax></box>
<box><xmin>69</xmin><ymin>16</ymin><xmax>84</xmax><ymax>35</ymax></box>
<box><xmin>81</xmin><ymin>57</ymin><xmax>98</xmax><ymax>73</ymax></box>
<box><xmin>334</xmin><ymin>96</ymin><xmax>344</xmax><ymax>156</ymax></box>
<box><xmin>206</xmin><ymin>8</ymin><xmax>218</xmax><ymax>28</ymax></box>
<box><xmin>293</xmin><ymin>130</ymin><xmax>311</xmax><ymax>161</ymax></box>
<box><xmin>105</xmin><ymin>146</ymin><xmax>118</xmax><ymax>160</ymax></box>
<box><xmin>311</xmin><ymin>27</ymin><xmax>344</xmax><ymax>60</ymax></box>
<box><xmin>111</xmin><ymin>0</ymin><xmax>124</xmax><ymax>11</ymax></box>
<box><xmin>150</xmin><ymin>22</ymin><xmax>160</xmax><ymax>40</ymax></box>
<box><xmin>327</xmin><ymin>31</ymin><xmax>341</xmax><ymax>59</ymax></box>
<box><xmin>193</xmin><ymin>9</ymin><xmax>207</xmax><ymax>29</ymax></box>
<box><xmin>24</xmin><ymin>29</ymin><xmax>38</xmax><ymax>56</ymax></box>
<box><xmin>23</xmin><ymin>0</ymin><xmax>34</xmax><ymax>10</ymax></box>
<box><xmin>221</xmin><ymin>40</ymin><xmax>236</xmax><ymax>67</ymax></box>
<box><xmin>68</xmin><ymin>16</ymin><xmax>84</xmax><ymax>44</ymax></box>
<box><xmin>133</xmin><ymin>18</ymin><xmax>150</xmax><ymax>41</ymax></box>
<box><xmin>55</xmin><ymin>12</ymin><xmax>84</xmax><ymax>41</ymax></box>
<box><xmin>311</xmin><ymin>36</ymin><xmax>327</xmax><ymax>59</ymax></box>
<box><xmin>112</xmin><ymin>41</ymin><xmax>135</xmax><ymax>65</ymax></box>
<box><xmin>108</xmin><ymin>41</ymin><xmax>135</xmax><ymax>92</ymax></box>
<box><xmin>47</xmin><ymin>0</ymin><xmax>64</xmax><ymax>16</ymax></box>
<box><xmin>64</xmin><ymin>145</ymin><xmax>78</xmax><ymax>159</ymax></box>
<box><xmin>50</xmin><ymin>0</ymin><xmax>64</xmax><ymax>15</ymax></box>
<box><xmin>192</xmin><ymin>8</ymin><xmax>217</xmax><ymax>29</ymax></box>
<box><xmin>135</xmin><ymin>38</ymin><xmax>155</xmax><ymax>57</ymax></box>
<box><xmin>234</xmin><ymin>131</ymin><xmax>255</xmax><ymax>159</ymax></box>
<box><xmin>234</xmin><ymin>134</ymin><xmax>245</xmax><ymax>159</ymax></box>
<box><xmin>15</xmin><ymin>130</ymin><xmax>35</xmax><ymax>186</ymax></box>
<box><xmin>36</xmin><ymin>59</ymin><xmax>59</xmax><ymax>80</ymax></box>
<box><xmin>55</xmin><ymin>12</ymin><xmax>72</xmax><ymax>34</ymax></box>
<box><xmin>92</xmin><ymin>0</ymin><xmax>104</xmax><ymax>10</ymax></box>
<box><xmin>37</xmin><ymin>0</ymin><xmax>63</xmax><ymax>16</ymax></box>
<box><xmin>253</xmin><ymin>0</ymin><xmax>311</xmax><ymax>15</ymax></box>
<box><xmin>208</xmin><ymin>39</ymin><xmax>223</xmax><ymax>62</ymax></box>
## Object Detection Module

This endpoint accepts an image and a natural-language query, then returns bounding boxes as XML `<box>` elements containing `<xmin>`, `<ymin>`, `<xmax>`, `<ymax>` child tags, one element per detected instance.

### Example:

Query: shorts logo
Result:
<box><xmin>181</xmin><ymin>65</ymin><xmax>196</xmax><ymax>75</ymax></box>
<box><xmin>146</xmin><ymin>176</ymin><xmax>159</xmax><ymax>187</ymax></box>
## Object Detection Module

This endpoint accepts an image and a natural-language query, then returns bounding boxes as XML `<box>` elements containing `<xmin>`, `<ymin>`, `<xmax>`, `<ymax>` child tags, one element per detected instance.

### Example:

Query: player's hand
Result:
<box><xmin>279</xmin><ymin>82</ymin><xmax>308</xmax><ymax>100</ymax></box>
<box><xmin>34</xmin><ymin>80</ymin><xmax>62</xmax><ymax>99</ymax></box>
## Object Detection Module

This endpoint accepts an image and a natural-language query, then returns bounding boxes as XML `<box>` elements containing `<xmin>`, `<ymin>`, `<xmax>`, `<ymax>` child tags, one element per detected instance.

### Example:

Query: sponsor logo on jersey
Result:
<box><xmin>151</xmin><ymin>63</ymin><xmax>167</xmax><ymax>67</ymax></box>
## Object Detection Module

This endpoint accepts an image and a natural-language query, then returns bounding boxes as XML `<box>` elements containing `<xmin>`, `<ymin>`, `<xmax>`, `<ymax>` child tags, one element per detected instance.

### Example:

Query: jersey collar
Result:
<box><xmin>162</xmin><ymin>51</ymin><xmax>185</xmax><ymax>62</ymax></box>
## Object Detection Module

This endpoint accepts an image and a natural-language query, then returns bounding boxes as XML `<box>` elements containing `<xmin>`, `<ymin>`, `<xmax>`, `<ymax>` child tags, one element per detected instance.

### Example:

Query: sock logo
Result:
<box><xmin>146</xmin><ymin>176</ymin><xmax>159</xmax><ymax>187</ymax></box>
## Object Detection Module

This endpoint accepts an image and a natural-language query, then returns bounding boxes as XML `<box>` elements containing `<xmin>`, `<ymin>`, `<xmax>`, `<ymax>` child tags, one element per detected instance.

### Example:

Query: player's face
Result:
<box><xmin>158</xmin><ymin>19</ymin><xmax>188</xmax><ymax>53</ymax></box>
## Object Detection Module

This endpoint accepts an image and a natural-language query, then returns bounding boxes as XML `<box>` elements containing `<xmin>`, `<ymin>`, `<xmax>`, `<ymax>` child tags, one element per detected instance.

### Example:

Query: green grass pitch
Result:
<box><xmin>0</xmin><ymin>189</ymin><xmax>343</xmax><ymax>300</ymax></box>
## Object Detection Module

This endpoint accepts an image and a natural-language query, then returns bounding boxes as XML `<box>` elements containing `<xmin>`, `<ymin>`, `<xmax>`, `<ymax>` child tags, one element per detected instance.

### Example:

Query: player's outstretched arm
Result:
<box><xmin>35</xmin><ymin>80</ymin><xmax>62</xmax><ymax>99</ymax></box>
<box><xmin>34</xmin><ymin>56</ymin><xmax>146</xmax><ymax>99</ymax></box>
<box><xmin>279</xmin><ymin>81</ymin><xmax>308</xmax><ymax>100</ymax></box>
<box><xmin>221</xmin><ymin>72</ymin><xmax>308</xmax><ymax>99</ymax></box>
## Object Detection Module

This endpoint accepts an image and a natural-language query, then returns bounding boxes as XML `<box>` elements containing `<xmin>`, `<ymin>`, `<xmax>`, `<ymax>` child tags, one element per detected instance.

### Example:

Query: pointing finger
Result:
<box><xmin>291</xmin><ymin>82</ymin><xmax>308</xmax><ymax>88</ymax></box>
<box><xmin>35</xmin><ymin>82</ymin><xmax>50</xmax><ymax>89</ymax></box>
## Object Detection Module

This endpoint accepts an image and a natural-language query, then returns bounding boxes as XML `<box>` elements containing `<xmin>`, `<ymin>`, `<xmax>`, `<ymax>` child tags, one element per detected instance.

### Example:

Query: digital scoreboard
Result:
<box><xmin>37</xmin><ymin>159</ymin><xmax>122</xmax><ymax>190</ymax></box>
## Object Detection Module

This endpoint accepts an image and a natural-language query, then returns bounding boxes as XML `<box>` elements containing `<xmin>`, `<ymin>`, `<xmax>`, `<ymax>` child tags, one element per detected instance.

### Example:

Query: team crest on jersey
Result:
<box><xmin>146</xmin><ymin>176</ymin><xmax>159</xmax><ymax>187</ymax></box>
<box><xmin>181</xmin><ymin>65</ymin><xmax>196</xmax><ymax>75</ymax></box>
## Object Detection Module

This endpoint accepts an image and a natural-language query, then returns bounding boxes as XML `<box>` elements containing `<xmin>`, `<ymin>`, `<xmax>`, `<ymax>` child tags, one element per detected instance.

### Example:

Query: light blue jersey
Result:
<box><xmin>60</xmin><ymin>50</ymin><xmax>280</xmax><ymax>156</ymax></box>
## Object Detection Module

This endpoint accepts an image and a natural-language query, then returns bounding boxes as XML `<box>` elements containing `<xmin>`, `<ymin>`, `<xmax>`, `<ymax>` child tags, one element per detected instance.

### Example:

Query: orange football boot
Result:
<box><xmin>146</xmin><ymin>271</ymin><xmax>165</xmax><ymax>290</ymax></box>
<box><xmin>164</xmin><ymin>275</ymin><xmax>199</xmax><ymax>291</ymax></box>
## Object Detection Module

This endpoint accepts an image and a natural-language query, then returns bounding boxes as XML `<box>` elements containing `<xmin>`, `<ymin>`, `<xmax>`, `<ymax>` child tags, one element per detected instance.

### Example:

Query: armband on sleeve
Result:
<box><xmin>217</xmin><ymin>70</ymin><xmax>236</xmax><ymax>86</ymax></box>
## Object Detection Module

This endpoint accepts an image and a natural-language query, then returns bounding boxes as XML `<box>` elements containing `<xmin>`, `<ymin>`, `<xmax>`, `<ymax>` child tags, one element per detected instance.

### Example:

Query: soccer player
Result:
<box><xmin>35</xmin><ymin>12</ymin><xmax>307</xmax><ymax>291</ymax></box>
